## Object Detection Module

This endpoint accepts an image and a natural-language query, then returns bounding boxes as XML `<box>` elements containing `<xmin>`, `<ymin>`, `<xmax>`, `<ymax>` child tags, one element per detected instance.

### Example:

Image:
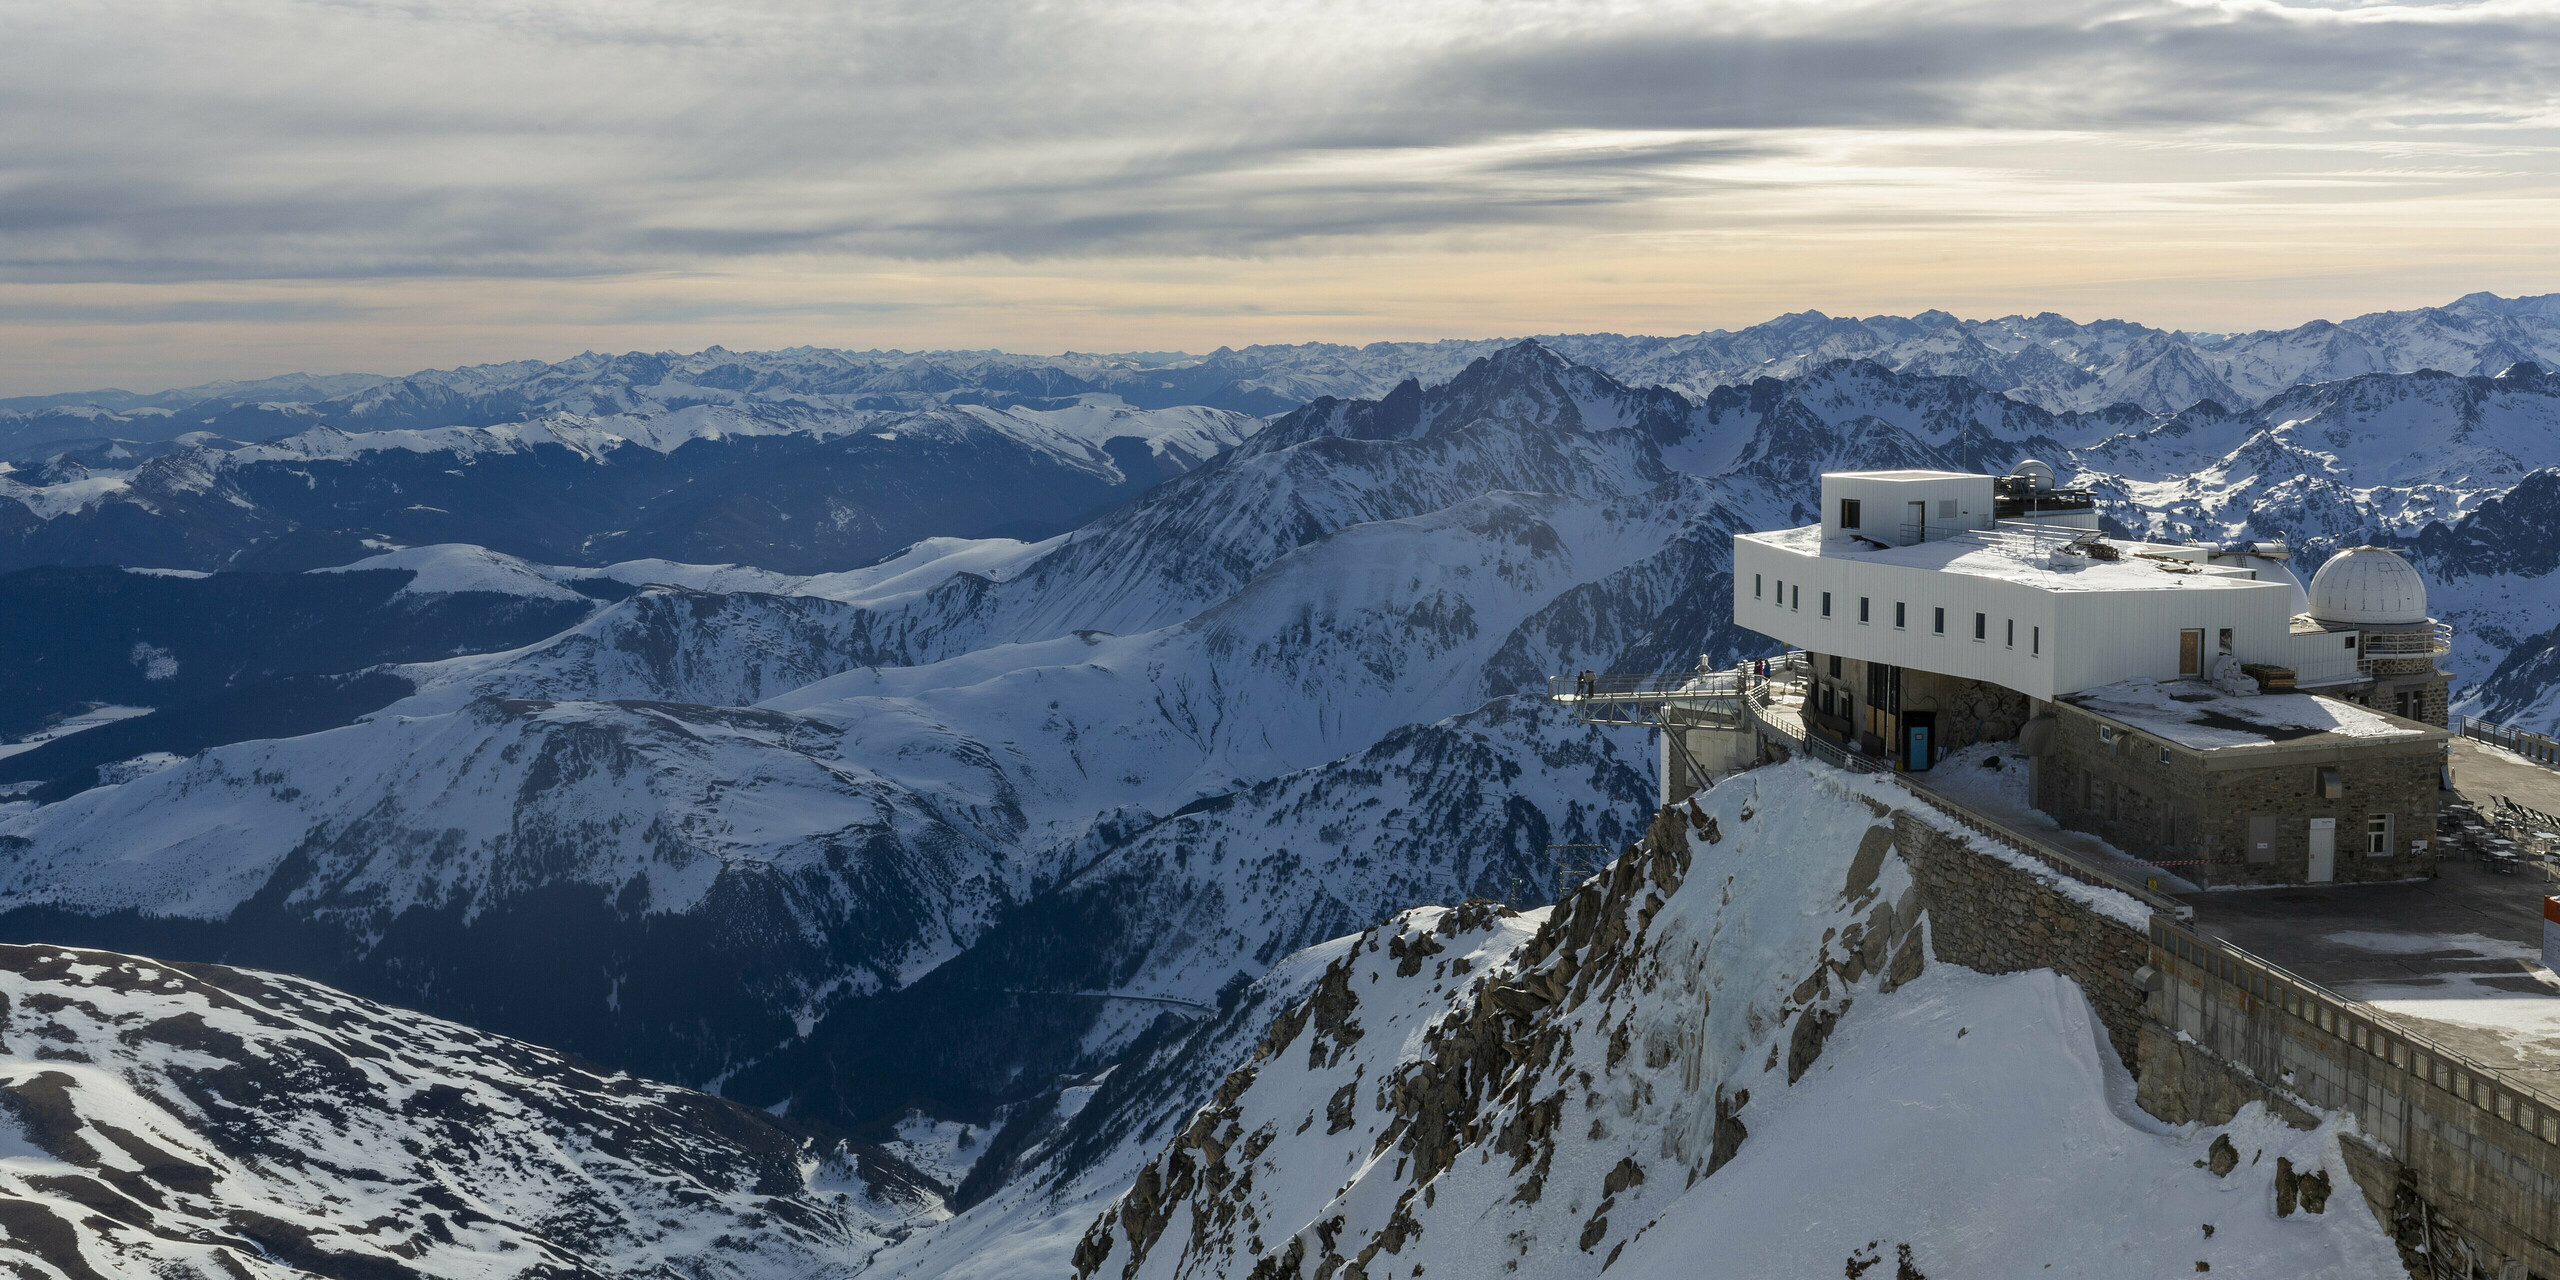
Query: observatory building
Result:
<box><xmin>1731</xmin><ymin>465</ymin><xmax>2454</xmax><ymax>886</ymax></box>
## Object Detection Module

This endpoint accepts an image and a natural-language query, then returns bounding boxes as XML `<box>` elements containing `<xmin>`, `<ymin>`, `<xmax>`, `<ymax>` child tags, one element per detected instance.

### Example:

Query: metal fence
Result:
<box><xmin>2151</xmin><ymin>915</ymin><xmax>2560</xmax><ymax>1142</ymax></box>
<box><xmin>1546</xmin><ymin>671</ymin><xmax>1741</xmax><ymax>701</ymax></box>
<box><xmin>2459</xmin><ymin>714</ymin><xmax>2560</xmax><ymax>769</ymax></box>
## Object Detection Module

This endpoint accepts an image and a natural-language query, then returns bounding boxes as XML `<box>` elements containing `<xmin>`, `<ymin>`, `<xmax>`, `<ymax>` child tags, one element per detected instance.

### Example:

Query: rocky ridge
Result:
<box><xmin>0</xmin><ymin>942</ymin><xmax>926</xmax><ymax>1279</ymax></box>
<box><xmin>1068</xmin><ymin>763</ymin><xmax>2406</xmax><ymax>1279</ymax></box>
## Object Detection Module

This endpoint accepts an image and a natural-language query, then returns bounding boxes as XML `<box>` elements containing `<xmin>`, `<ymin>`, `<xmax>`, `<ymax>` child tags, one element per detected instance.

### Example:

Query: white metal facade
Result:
<box><xmin>1733</xmin><ymin>530</ymin><xmax>2298</xmax><ymax>701</ymax></box>
<box><xmin>1819</xmin><ymin>471</ymin><xmax>1994</xmax><ymax>543</ymax></box>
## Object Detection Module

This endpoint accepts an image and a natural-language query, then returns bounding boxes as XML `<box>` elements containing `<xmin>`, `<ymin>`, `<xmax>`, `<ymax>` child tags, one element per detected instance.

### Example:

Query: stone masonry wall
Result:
<box><xmin>1887</xmin><ymin>810</ymin><xmax>2152</xmax><ymax>1067</ymax></box>
<box><xmin>2034</xmin><ymin>700</ymin><xmax>2439</xmax><ymax>888</ymax></box>
<box><xmin>2143</xmin><ymin>931</ymin><xmax>2560</xmax><ymax>1278</ymax></box>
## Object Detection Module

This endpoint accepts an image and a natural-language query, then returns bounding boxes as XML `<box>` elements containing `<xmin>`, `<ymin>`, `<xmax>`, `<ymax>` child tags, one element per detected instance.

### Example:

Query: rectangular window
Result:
<box><xmin>1859</xmin><ymin>597</ymin><xmax>1871</xmax><ymax>624</ymax></box>
<box><xmin>1791</xmin><ymin>584</ymin><xmax>1800</xmax><ymax>611</ymax></box>
<box><xmin>2367</xmin><ymin>813</ymin><xmax>2390</xmax><ymax>855</ymax></box>
<box><xmin>1933</xmin><ymin>607</ymin><xmax>1945</xmax><ymax>635</ymax></box>
<box><xmin>2006</xmin><ymin>619</ymin><xmax>2015</xmax><ymax>648</ymax></box>
<box><xmin>2344</xmin><ymin>634</ymin><xmax>2357</xmax><ymax>650</ymax></box>
<box><xmin>1775</xmin><ymin>578</ymin><xmax>1783</xmax><ymax>606</ymax></box>
<box><xmin>1829</xmin><ymin>655</ymin><xmax>1842</xmax><ymax>679</ymax></box>
<box><xmin>2158</xmin><ymin>746</ymin><xmax>2172</xmax><ymax>765</ymax></box>
<box><xmin>1895</xmin><ymin>602</ymin><xmax>1907</xmax><ymax>630</ymax></box>
<box><xmin>1973</xmin><ymin>612</ymin><xmax>1986</xmax><ymax>641</ymax></box>
<box><xmin>2179</xmin><ymin>629</ymin><xmax>2203</xmax><ymax>676</ymax></box>
<box><xmin>1937</xmin><ymin>498</ymin><xmax>1957</xmax><ymax>519</ymax></box>
<box><xmin>1821</xmin><ymin>591</ymin><xmax>1832</xmax><ymax>618</ymax></box>
<box><xmin>2032</xmin><ymin>625</ymin><xmax>2040</xmax><ymax>656</ymax></box>
<box><xmin>1840</xmin><ymin>498</ymin><xmax>1861</xmax><ymax>529</ymax></box>
<box><xmin>1754</xmin><ymin>573</ymin><xmax>1762</xmax><ymax>599</ymax></box>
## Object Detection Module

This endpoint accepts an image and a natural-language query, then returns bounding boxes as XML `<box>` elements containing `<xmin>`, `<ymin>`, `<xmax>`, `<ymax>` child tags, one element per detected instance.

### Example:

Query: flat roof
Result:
<box><xmin>1828</xmin><ymin>469</ymin><xmax>1982</xmax><ymax>481</ymax></box>
<box><xmin>2061</xmin><ymin>678</ymin><xmax>2442</xmax><ymax>753</ymax></box>
<box><xmin>1739</xmin><ymin>524</ymin><xmax>2279</xmax><ymax>596</ymax></box>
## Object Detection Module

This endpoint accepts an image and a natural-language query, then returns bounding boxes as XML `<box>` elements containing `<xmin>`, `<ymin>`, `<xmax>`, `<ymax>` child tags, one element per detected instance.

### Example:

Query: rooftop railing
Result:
<box><xmin>2361</xmin><ymin>621</ymin><xmax>2455</xmax><ymax>659</ymax></box>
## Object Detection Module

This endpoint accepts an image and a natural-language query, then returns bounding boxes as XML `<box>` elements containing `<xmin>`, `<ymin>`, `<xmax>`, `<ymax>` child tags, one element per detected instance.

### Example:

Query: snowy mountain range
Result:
<box><xmin>6</xmin><ymin>292</ymin><xmax>2557</xmax><ymax>462</ymax></box>
<box><xmin>3</xmin><ymin>303</ymin><xmax>2559</xmax><ymax>1275</ymax></box>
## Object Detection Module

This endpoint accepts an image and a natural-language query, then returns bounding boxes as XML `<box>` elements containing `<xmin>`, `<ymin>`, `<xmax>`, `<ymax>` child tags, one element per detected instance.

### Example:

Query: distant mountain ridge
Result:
<box><xmin>5</xmin><ymin>293</ymin><xmax>2556</xmax><ymax>464</ymax></box>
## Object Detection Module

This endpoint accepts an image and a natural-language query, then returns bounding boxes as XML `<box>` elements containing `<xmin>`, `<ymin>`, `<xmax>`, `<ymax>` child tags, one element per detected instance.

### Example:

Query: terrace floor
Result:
<box><xmin>2181</xmin><ymin>851</ymin><xmax>2560</xmax><ymax>1099</ymax></box>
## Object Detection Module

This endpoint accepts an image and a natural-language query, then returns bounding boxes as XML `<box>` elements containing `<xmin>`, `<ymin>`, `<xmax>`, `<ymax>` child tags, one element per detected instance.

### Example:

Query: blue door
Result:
<box><xmin>1905</xmin><ymin>723</ymin><xmax>1931</xmax><ymax>771</ymax></box>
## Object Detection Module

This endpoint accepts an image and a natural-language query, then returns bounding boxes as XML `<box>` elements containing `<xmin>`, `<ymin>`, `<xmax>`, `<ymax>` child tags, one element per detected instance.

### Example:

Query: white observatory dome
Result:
<box><xmin>2307</xmin><ymin>546</ymin><xmax>2428</xmax><ymax>626</ymax></box>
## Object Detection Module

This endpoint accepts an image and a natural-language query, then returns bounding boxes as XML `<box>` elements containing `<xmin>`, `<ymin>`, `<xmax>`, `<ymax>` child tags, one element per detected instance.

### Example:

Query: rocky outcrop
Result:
<box><xmin>1072</xmin><ymin>764</ymin><xmax>1929</xmax><ymax>1280</ymax></box>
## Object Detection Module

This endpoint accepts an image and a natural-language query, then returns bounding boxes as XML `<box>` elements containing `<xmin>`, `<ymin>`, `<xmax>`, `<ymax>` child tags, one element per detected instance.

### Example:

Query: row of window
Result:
<box><xmin>1754</xmin><ymin>573</ymin><xmax>2040</xmax><ymax>655</ymax></box>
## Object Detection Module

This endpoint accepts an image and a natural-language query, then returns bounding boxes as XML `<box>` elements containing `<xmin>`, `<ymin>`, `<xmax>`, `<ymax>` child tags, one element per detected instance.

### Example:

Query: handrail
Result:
<box><xmin>2151</xmin><ymin>916</ymin><xmax>2560</xmax><ymax>1140</ymax></box>
<box><xmin>1547</xmin><ymin>671</ymin><xmax>1742</xmax><ymax>701</ymax></box>
<box><xmin>2457</xmin><ymin>713</ymin><xmax>2560</xmax><ymax>771</ymax></box>
<box><xmin>2362</xmin><ymin>623</ymin><xmax>2453</xmax><ymax>658</ymax></box>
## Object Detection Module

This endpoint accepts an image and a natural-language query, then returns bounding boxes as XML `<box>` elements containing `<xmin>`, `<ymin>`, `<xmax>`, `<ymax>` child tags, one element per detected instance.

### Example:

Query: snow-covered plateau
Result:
<box><xmin>1</xmin><ymin>303</ymin><xmax>2558</xmax><ymax>1276</ymax></box>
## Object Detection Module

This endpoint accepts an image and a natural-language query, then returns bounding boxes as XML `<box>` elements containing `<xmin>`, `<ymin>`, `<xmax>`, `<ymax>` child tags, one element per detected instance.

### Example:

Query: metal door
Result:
<box><xmin>2307</xmin><ymin>817</ymin><xmax>2336</xmax><ymax>883</ymax></box>
<box><xmin>2247</xmin><ymin>816</ymin><xmax>2277</xmax><ymax>864</ymax></box>
<box><xmin>1905</xmin><ymin>722</ymin><xmax>1931</xmax><ymax>771</ymax></box>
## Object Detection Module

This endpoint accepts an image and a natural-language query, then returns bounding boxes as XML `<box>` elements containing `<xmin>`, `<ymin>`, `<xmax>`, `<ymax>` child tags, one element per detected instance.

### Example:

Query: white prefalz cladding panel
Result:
<box><xmin>1733</xmin><ymin>528</ymin><xmax>2299</xmax><ymax>701</ymax></box>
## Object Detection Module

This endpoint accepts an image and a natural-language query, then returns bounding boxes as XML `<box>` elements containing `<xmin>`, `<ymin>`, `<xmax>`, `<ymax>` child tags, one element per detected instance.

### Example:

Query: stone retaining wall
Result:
<box><xmin>1887</xmin><ymin>811</ymin><xmax>2152</xmax><ymax>1067</ymax></box>
<box><xmin>2144</xmin><ymin>925</ymin><xmax>2560</xmax><ymax>1279</ymax></box>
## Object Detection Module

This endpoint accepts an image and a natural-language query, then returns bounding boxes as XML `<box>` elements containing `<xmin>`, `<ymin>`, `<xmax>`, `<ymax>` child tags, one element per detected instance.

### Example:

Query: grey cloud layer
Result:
<box><xmin>4</xmin><ymin>0</ymin><xmax>2555</xmax><ymax>280</ymax></box>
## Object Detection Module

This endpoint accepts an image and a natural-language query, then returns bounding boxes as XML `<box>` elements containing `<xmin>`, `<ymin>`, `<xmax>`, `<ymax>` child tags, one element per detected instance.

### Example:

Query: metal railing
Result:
<box><xmin>2152</xmin><ymin>916</ymin><xmax>2560</xmax><ymax>1141</ymax></box>
<box><xmin>1546</xmin><ymin>671</ymin><xmax>1741</xmax><ymax>702</ymax></box>
<box><xmin>2458</xmin><ymin>713</ymin><xmax>2560</xmax><ymax>770</ymax></box>
<box><xmin>2362</xmin><ymin>621</ymin><xmax>2455</xmax><ymax>658</ymax></box>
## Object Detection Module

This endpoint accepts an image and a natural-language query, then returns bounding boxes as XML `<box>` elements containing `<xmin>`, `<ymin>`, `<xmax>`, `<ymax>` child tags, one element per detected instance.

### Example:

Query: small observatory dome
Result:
<box><xmin>2009</xmin><ymin>459</ymin><xmax>2056</xmax><ymax>490</ymax></box>
<box><xmin>2308</xmin><ymin>546</ymin><xmax>2428</xmax><ymax>626</ymax></box>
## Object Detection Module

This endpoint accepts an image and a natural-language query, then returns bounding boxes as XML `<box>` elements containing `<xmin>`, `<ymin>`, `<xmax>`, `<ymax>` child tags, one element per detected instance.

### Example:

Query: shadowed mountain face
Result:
<box><xmin>0</xmin><ymin>403</ymin><xmax>1264</xmax><ymax>575</ymax></box>
<box><xmin>5</xmin><ymin>336</ymin><xmax>2560</xmax><ymax>1276</ymax></box>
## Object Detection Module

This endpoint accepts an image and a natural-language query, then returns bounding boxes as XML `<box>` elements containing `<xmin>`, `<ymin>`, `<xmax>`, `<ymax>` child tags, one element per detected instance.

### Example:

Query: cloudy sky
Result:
<box><xmin>4</xmin><ymin>0</ymin><xmax>2558</xmax><ymax>393</ymax></box>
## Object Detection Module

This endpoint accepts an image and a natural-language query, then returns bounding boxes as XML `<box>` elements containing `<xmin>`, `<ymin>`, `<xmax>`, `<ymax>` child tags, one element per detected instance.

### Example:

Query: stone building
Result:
<box><xmin>2027</xmin><ymin>681</ymin><xmax>2447</xmax><ymax>888</ymax></box>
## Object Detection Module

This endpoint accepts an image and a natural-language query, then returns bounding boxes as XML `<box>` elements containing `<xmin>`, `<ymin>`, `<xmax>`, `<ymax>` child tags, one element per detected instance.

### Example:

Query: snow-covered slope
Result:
<box><xmin>0</xmin><ymin>942</ymin><xmax>929</xmax><ymax>1280</ymax></box>
<box><xmin>1071</xmin><ymin>763</ymin><xmax>2406</xmax><ymax>1280</ymax></box>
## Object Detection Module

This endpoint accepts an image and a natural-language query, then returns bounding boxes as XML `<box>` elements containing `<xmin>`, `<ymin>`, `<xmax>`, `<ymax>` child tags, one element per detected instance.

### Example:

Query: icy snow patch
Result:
<box><xmin>0</xmin><ymin>705</ymin><xmax>155</xmax><ymax>762</ymax></box>
<box><xmin>313</xmin><ymin>542</ymin><xmax>594</xmax><ymax>602</ymax></box>
<box><xmin>2328</xmin><ymin>930</ymin><xmax>2542</xmax><ymax>961</ymax></box>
